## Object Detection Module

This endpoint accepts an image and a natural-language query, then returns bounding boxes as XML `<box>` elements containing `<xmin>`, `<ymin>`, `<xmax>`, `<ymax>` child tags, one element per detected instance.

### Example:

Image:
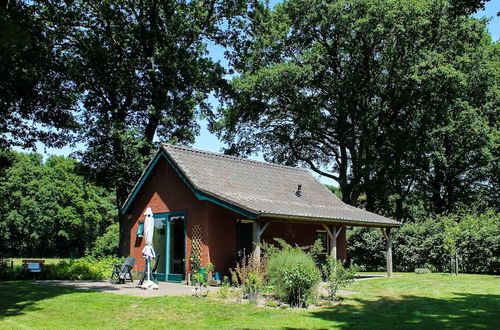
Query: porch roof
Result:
<box><xmin>153</xmin><ymin>144</ymin><xmax>400</xmax><ymax>228</ymax></box>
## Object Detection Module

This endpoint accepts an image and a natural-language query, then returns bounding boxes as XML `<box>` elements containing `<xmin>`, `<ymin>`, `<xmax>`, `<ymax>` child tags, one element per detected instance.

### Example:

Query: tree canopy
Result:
<box><xmin>35</xmin><ymin>0</ymin><xmax>247</xmax><ymax>254</ymax></box>
<box><xmin>215</xmin><ymin>0</ymin><xmax>499</xmax><ymax>219</ymax></box>
<box><xmin>0</xmin><ymin>1</ymin><xmax>78</xmax><ymax>149</ymax></box>
<box><xmin>0</xmin><ymin>150</ymin><xmax>115</xmax><ymax>257</ymax></box>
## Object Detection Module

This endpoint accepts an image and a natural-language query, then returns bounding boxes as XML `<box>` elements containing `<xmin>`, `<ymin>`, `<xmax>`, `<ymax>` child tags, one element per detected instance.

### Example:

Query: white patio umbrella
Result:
<box><xmin>141</xmin><ymin>207</ymin><xmax>158</xmax><ymax>290</ymax></box>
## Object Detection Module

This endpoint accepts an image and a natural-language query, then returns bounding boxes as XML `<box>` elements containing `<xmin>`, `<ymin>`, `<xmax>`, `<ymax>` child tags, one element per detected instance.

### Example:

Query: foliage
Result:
<box><xmin>190</xmin><ymin>245</ymin><xmax>202</xmax><ymax>274</ymax></box>
<box><xmin>265</xmin><ymin>300</ymin><xmax>278</xmax><ymax>308</ymax></box>
<box><xmin>216</xmin><ymin>0</ymin><xmax>499</xmax><ymax>218</ymax></box>
<box><xmin>443</xmin><ymin>218</ymin><xmax>461</xmax><ymax>275</ymax></box>
<box><xmin>216</xmin><ymin>276</ymin><xmax>232</xmax><ymax>299</ymax></box>
<box><xmin>192</xmin><ymin>272</ymin><xmax>205</xmax><ymax>285</ymax></box>
<box><xmin>191</xmin><ymin>271</ymin><xmax>208</xmax><ymax>298</ymax></box>
<box><xmin>89</xmin><ymin>223</ymin><xmax>119</xmax><ymax>258</ymax></box>
<box><xmin>448</xmin><ymin>0</ymin><xmax>494</xmax><ymax>16</ymax></box>
<box><xmin>266</xmin><ymin>242</ymin><xmax>321</xmax><ymax>308</ymax></box>
<box><xmin>0</xmin><ymin>0</ymin><xmax>78</xmax><ymax>149</ymax></box>
<box><xmin>0</xmin><ymin>257</ymin><xmax>122</xmax><ymax>281</ymax></box>
<box><xmin>0</xmin><ymin>151</ymin><xmax>116</xmax><ymax>257</ymax></box>
<box><xmin>0</xmin><ymin>265</ymin><xmax>24</xmax><ymax>281</ymax></box>
<box><xmin>206</xmin><ymin>262</ymin><xmax>215</xmax><ymax>274</ymax></box>
<box><xmin>348</xmin><ymin>208</ymin><xmax>500</xmax><ymax>274</ymax></box>
<box><xmin>322</xmin><ymin>259</ymin><xmax>359</xmax><ymax>301</ymax></box>
<box><xmin>415</xmin><ymin>268</ymin><xmax>432</xmax><ymax>274</ymax></box>
<box><xmin>230</xmin><ymin>253</ymin><xmax>266</xmax><ymax>298</ymax></box>
<box><xmin>33</xmin><ymin>0</ymin><xmax>249</xmax><ymax>256</ymax></box>
<box><xmin>44</xmin><ymin>257</ymin><xmax>122</xmax><ymax>280</ymax></box>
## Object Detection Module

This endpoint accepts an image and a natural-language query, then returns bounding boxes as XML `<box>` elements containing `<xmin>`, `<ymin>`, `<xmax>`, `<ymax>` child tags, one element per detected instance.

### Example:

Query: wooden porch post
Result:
<box><xmin>381</xmin><ymin>228</ymin><xmax>393</xmax><ymax>277</ymax></box>
<box><xmin>322</xmin><ymin>224</ymin><xmax>343</xmax><ymax>260</ymax></box>
<box><xmin>252</xmin><ymin>221</ymin><xmax>269</xmax><ymax>261</ymax></box>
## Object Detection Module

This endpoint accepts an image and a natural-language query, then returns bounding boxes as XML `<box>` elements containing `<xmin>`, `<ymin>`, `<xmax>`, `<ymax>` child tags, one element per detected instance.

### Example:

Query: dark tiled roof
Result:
<box><xmin>162</xmin><ymin>144</ymin><xmax>400</xmax><ymax>227</ymax></box>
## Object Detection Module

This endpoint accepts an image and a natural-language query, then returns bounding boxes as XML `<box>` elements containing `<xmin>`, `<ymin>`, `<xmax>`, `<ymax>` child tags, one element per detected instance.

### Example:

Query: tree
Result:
<box><xmin>0</xmin><ymin>151</ymin><xmax>115</xmax><ymax>257</ymax></box>
<box><xmin>215</xmin><ymin>0</ymin><xmax>498</xmax><ymax>218</ymax></box>
<box><xmin>0</xmin><ymin>0</ymin><xmax>78</xmax><ymax>150</ymax></box>
<box><xmin>41</xmin><ymin>0</ymin><xmax>246</xmax><ymax>255</ymax></box>
<box><xmin>448</xmin><ymin>0</ymin><xmax>495</xmax><ymax>16</ymax></box>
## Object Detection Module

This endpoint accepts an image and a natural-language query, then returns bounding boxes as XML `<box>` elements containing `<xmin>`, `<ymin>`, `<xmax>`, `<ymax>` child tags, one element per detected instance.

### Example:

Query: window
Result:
<box><xmin>136</xmin><ymin>221</ymin><xmax>144</xmax><ymax>237</ymax></box>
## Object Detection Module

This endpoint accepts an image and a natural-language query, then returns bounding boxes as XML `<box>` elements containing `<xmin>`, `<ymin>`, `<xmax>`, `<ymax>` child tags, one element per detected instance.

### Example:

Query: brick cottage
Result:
<box><xmin>120</xmin><ymin>144</ymin><xmax>401</xmax><ymax>282</ymax></box>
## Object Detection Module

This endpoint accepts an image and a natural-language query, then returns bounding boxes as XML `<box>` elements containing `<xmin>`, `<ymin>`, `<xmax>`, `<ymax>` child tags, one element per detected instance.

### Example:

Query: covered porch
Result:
<box><xmin>245</xmin><ymin>217</ymin><xmax>397</xmax><ymax>277</ymax></box>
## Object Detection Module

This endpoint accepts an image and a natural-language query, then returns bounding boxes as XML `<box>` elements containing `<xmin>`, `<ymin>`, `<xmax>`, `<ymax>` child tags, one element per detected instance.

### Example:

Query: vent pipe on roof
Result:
<box><xmin>295</xmin><ymin>184</ymin><xmax>302</xmax><ymax>198</ymax></box>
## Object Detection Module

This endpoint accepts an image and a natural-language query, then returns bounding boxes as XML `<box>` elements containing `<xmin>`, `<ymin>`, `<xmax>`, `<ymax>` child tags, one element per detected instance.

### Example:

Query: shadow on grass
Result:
<box><xmin>0</xmin><ymin>281</ymin><xmax>94</xmax><ymax>319</ymax></box>
<box><xmin>305</xmin><ymin>292</ymin><xmax>500</xmax><ymax>329</ymax></box>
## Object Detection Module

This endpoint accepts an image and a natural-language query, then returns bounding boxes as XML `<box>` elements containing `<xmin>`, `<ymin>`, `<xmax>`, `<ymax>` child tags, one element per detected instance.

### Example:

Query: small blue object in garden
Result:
<box><xmin>214</xmin><ymin>272</ymin><xmax>220</xmax><ymax>281</ymax></box>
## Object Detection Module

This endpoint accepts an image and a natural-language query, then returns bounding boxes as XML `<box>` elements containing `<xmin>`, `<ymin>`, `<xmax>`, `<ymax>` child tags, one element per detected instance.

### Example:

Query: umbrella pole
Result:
<box><xmin>147</xmin><ymin>259</ymin><xmax>150</xmax><ymax>281</ymax></box>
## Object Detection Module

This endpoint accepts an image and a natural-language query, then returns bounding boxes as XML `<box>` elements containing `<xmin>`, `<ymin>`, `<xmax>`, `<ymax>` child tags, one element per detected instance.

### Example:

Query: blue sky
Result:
<box><xmin>20</xmin><ymin>1</ymin><xmax>499</xmax><ymax>185</ymax></box>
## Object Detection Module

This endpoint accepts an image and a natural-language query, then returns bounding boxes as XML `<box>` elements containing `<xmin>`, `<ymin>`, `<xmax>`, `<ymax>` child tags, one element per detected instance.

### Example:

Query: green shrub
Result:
<box><xmin>348</xmin><ymin>208</ymin><xmax>499</xmax><ymax>274</ymax></box>
<box><xmin>322</xmin><ymin>259</ymin><xmax>358</xmax><ymax>301</ymax></box>
<box><xmin>265</xmin><ymin>300</ymin><xmax>278</xmax><ymax>308</ymax></box>
<box><xmin>44</xmin><ymin>256</ymin><xmax>123</xmax><ymax>280</ymax></box>
<box><xmin>415</xmin><ymin>268</ymin><xmax>432</xmax><ymax>274</ymax></box>
<box><xmin>0</xmin><ymin>266</ymin><xmax>24</xmax><ymax>280</ymax></box>
<box><xmin>192</xmin><ymin>272</ymin><xmax>206</xmax><ymax>285</ymax></box>
<box><xmin>266</xmin><ymin>245</ymin><xmax>321</xmax><ymax>308</ymax></box>
<box><xmin>230</xmin><ymin>253</ymin><xmax>266</xmax><ymax>298</ymax></box>
<box><xmin>89</xmin><ymin>224</ymin><xmax>119</xmax><ymax>258</ymax></box>
<box><xmin>217</xmin><ymin>277</ymin><xmax>231</xmax><ymax>299</ymax></box>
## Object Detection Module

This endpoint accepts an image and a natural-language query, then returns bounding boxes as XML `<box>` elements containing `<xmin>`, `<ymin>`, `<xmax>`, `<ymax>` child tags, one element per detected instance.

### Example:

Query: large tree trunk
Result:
<box><xmin>116</xmin><ymin>185</ymin><xmax>131</xmax><ymax>257</ymax></box>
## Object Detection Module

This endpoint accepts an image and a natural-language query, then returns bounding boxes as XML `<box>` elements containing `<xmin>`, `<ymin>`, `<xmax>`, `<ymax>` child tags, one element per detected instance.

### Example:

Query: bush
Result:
<box><xmin>230</xmin><ymin>253</ymin><xmax>266</xmax><ymax>298</ymax></box>
<box><xmin>0</xmin><ymin>266</ymin><xmax>24</xmax><ymax>280</ymax></box>
<box><xmin>265</xmin><ymin>300</ymin><xmax>278</xmax><ymax>308</ymax></box>
<box><xmin>348</xmin><ymin>208</ymin><xmax>499</xmax><ymax>274</ymax></box>
<box><xmin>89</xmin><ymin>224</ymin><xmax>119</xmax><ymax>258</ymax></box>
<box><xmin>266</xmin><ymin>244</ymin><xmax>321</xmax><ymax>308</ymax></box>
<box><xmin>0</xmin><ymin>257</ymin><xmax>122</xmax><ymax>281</ymax></box>
<box><xmin>217</xmin><ymin>277</ymin><xmax>231</xmax><ymax>299</ymax></box>
<box><xmin>322</xmin><ymin>259</ymin><xmax>358</xmax><ymax>301</ymax></box>
<box><xmin>44</xmin><ymin>256</ymin><xmax>123</xmax><ymax>280</ymax></box>
<box><xmin>415</xmin><ymin>268</ymin><xmax>432</xmax><ymax>274</ymax></box>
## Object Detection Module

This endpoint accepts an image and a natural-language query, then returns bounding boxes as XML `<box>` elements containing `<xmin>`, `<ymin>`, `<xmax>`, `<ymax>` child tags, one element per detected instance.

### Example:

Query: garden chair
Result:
<box><xmin>110</xmin><ymin>257</ymin><xmax>136</xmax><ymax>284</ymax></box>
<box><xmin>138</xmin><ymin>254</ymin><xmax>160</xmax><ymax>285</ymax></box>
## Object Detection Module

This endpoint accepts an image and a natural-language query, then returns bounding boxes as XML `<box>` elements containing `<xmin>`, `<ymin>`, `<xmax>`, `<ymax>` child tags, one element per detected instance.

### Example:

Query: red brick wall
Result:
<box><xmin>207</xmin><ymin>203</ymin><xmax>240</xmax><ymax>274</ymax></box>
<box><xmin>127</xmin><ymin>157</ymin><xmax>211</xmax><ymax>273</ymax></box>
<box><xmin>261</xmin><ymin>221</ymin><xmax>347</xmax><ymax>260</ymax></box>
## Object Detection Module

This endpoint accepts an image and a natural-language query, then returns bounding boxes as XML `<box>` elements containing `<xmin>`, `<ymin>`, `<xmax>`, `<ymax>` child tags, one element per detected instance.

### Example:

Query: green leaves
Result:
<box><xmin>0</xmin><ymin>150</ymin><xmax>116</xmax><ymax>257</ymax></box>
<box><xmin>217</xmin><ymin>0</ymin><xmax>499</xmax><ymax>217</ymax></box>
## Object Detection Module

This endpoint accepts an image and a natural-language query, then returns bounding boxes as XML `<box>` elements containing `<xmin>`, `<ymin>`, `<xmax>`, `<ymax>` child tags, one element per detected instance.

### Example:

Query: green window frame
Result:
<box><xmin>136</xmin><ymin>221</ymin><xmax>144</xmax><ymax>237</ymax></box>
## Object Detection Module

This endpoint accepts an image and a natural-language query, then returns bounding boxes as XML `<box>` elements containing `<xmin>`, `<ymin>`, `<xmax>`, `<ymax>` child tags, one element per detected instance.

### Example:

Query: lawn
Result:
<box><xmin>0</xmin><ymin>273</ymin><xmax>498</xmax><ymax>329</ymax></box>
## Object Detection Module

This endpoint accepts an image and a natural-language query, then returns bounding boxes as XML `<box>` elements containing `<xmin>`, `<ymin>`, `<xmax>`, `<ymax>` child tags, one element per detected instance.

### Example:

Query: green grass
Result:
<box><xmin>0</xmin><ymin>273</ymin><xmax>498</xmax><ymax>329</ymax></box>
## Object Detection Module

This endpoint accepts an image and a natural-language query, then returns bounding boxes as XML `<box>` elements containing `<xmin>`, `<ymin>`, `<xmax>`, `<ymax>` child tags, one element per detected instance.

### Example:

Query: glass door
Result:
<box><xmin>153</xmin><ymin>211</ymin><xmax>186</xmax><ymax>282</ymax></box>
<box><xmin>168</xmin><ymin>215</ymin><xmax>185</xmax><ymax>281</ymax></box>
<box><xmin>152</xmin><ymin>215</ymin><xmax>167</xmax><ymax>281</ymax></box>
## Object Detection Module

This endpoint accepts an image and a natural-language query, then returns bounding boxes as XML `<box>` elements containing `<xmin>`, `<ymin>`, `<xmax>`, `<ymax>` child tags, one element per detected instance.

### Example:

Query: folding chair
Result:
<box><xmin>110</xmin><ymin>257</ymin><xmax>136</xmax><ymax>284</ymax></box>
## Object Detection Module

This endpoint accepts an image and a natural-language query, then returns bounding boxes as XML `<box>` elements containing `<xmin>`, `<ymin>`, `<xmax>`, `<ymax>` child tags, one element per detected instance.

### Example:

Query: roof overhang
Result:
<box><xmin>259</xmin><ymin>213</ymin><xmax>402</xmax><ymax>228</ymax></box>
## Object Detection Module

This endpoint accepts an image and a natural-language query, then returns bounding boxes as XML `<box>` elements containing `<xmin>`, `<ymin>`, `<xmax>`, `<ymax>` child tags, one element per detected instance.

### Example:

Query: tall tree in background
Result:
<box><xmin>42</xmin><ymin>0</ymin><xmax>245</xmax><ymax>255</ymax></box>
<box><xmin>0</xmin><ymin>0</ymin><xmax>78</xmax><ymax>150</ymax></box>
<box><xmin>0</xmin><ymin>150</ymin><xmax>115</xmax><ymax>257</ymax></box>
<box><xmin>215</xmin><ymin>0</ymin><xmax>498</xmax><ymax>219</ymax></box>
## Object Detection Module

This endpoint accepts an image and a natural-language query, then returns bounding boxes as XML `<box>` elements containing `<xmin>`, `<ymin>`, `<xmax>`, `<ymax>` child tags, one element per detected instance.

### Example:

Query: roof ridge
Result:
<box><xmin>161</xmin><ymin>143</ymin><xmax>309</xmax><ymax>173</ymax></box>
